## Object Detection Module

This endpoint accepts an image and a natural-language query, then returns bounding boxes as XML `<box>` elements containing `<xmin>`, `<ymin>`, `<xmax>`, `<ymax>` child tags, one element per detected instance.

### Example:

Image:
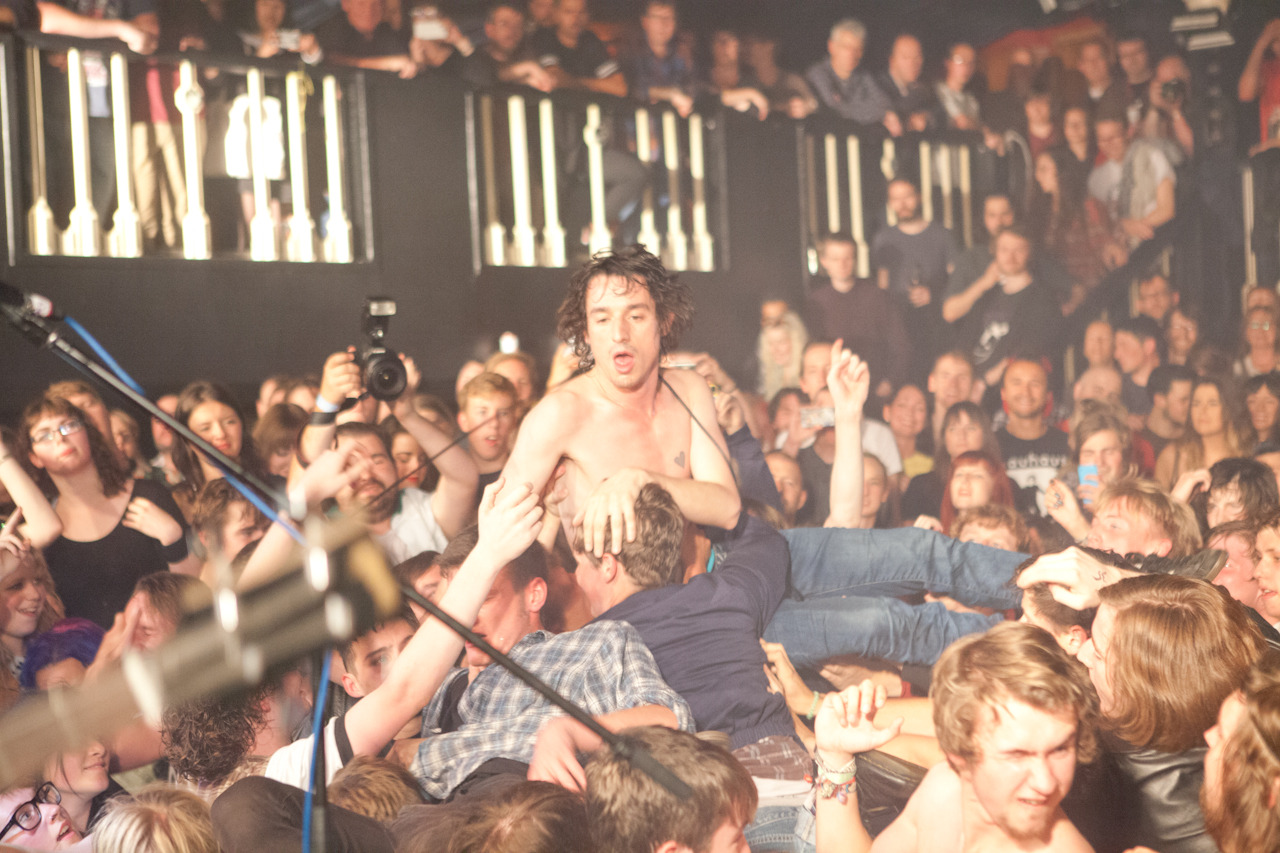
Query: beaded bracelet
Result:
<box><xmin>807</xmin><ymin>753</ymin><xmax>857</xmax><ymax>804</ymax></box>
<box><xmin>804</xmin><ymin>690</ymin><xmax>822</xmax><ymax>720</ymax></box>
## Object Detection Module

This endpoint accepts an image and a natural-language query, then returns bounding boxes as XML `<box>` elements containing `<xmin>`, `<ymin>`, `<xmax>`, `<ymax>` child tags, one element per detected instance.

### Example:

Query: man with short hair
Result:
<box><xmin>944</xmin><ymin>194</ymin><xmax>1075</xmax><ymax>314</ymax></box>
<box><xmin>624</xmin><ymin>0</ymin><xmax>694</xmax><ymax>117</ymax></box>
<box><xmin>1085</xmin><ymin>478</ymin><xmax>1202</xmax><ymax>559</ymax></box>
<box><xmin>457</xmin><ymin>371</ymin><xmax>519</xmax><ymax>495</ymax></box>
<box><xmin>565</xmin><ymin>483</ymin><xmax>810</xmax><ymax>844</ymax></box>
<box><xmin>997</xmin><ymin>359</ymin><xmax>1070</xmax><ymax>516</ymax></box>
<box><xmin>1136</xmin><ymin>273</ymin><xmax>1179</xmax><ymax>324</ymax></box>
<box><xmin>1117</xmin><ymin>33</ymin><xmax>1153</xmax><ymax>118</ymax></box>
<box><xmin>1076</xmin><ymin>38</ymin><xmax>1126</xmax><ymax>119</ymax></box>
<box><xmin>461</xmin><ymin>2</ymin><xmax>553</xmax><ymax>90</ymax></box>
<box><xmin>803</xmin><ymin>233</ymin><xmax>910</xmax><ymax>394</ymax></box>
<box><xmin>1113</xmin><ymin>316</ymin><xmax>1164</xmax><ymax>419</ymax></box>
<box><xmin>812</xmin><ymin>621</ymin><xmax>1096</xmax><ymax>853</ymax></box>
<box><xmin>501</xmin><ymin>246</ymin><xmax>741</xmax><ymax>556</ymax></box>
<box><xmin>1143</xmin><ymin>364</ymin><xmax>1193</xmax><ymax>458</ymax></box>
<box><xmin>332</xmin><ymin>420</ymin><xmax>475</xmax><ymax>564</ymax></box>
<box><xmin>1089</xmin><ymin>115</ymin><xmax>1176</xmax><ymax>246</ymax></box>
<box><xmin>873</xmin><ymin>179</ymin><xmax>956</xmax><ymax>309</ymax></box>
<box><xmin>298</xmin><ymin>353</ymin><xmax>478</xmax><ymax>565</ymax></box>
<box><xmin>586</xmin><ymin>726</ymin><xmax>758</xmax><ymax>853</ymax></box>
<box><xmin>1072</xmin><ymin>365</ymin><xmax>1123</xmax><ymax>409</ymax></box>
<box><xmin>805</xmin><ymin>18</ymin><xmax>896</xmax><ymax>132</ymax></box>
<box><xmin>765</xmin><ymin>451</ymin><xmax>807</xmax><ymax>528</ymax></box>
<box><xmin>943</xmin><ymin>227</ymin><xmax>1061</xmax><ymax>386</ymax></box>
<box><xmin>926</xmin><ymin>351</ymin><xmax>975</xmax><ymax>447</ymax></box>
<box><xmin>317</xmin><ymin>0</ymin><xmax>418</xmax><ymax>77</ymax></box>
<box><xmin>875</xmin><ymin>34</ymin><xmax>935</xmax><ymax>133</ymax></box>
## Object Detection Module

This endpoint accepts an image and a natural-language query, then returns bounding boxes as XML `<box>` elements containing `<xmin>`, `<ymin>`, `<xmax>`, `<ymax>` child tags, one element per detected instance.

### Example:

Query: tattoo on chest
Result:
<box><xmin>674</xmin><ymin>451</ymin><xmax>686</xmax><ymax>469</ymax></box>
<box><xmin>1093</xmin><ymin>570</ymin><xmax>1107</xmax><ymax>582</ymax></box>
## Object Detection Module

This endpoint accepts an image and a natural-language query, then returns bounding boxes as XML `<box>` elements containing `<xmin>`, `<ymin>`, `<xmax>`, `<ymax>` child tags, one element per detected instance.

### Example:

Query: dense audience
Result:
<box><xmin>6</xmin><ymin>5</ymin><xmax>1280</xmax><ymax>853</ymax></box>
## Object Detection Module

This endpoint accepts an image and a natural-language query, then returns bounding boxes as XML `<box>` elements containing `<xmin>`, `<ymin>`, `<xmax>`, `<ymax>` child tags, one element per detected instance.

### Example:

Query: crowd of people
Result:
<box><xmin>3</xmin><ymin>3</ymin><xmax>1280</xmax><ymax>853</ymax></box>
<box><xmin>16</xmin><ymin>0</ymin><xmax>1278</xmax><ymax>267</ymax></box>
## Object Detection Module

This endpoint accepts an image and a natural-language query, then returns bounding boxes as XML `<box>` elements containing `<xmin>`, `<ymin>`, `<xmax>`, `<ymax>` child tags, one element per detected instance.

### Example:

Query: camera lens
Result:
<box><xmin>364</xmin><ymin>352</ymin><xmax>407</xmax><ymax>401</ymax></box>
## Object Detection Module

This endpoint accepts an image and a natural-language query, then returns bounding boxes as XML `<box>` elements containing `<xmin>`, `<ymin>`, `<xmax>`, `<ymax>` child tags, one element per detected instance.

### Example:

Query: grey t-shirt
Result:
<box><xmin>871</xmin><ymin>221</ymin><xmax>957</xmax><ymax>298</ymax></box>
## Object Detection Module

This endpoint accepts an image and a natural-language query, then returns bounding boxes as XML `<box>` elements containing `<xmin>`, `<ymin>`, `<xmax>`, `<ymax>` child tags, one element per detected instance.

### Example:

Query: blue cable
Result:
<box><xmin>65</xmin><ymin>317</ymin><xmax>147</xmax><ymax>396</ymax></box>
<box><xmin>63</xmin><ymin>314</ymin><xmax>306</xmax><ymax>546</ymax></box>
<box><xmin>302</xmin><ymin>651</ymin><xmax>332</xmax><ymax>853</ymax></box>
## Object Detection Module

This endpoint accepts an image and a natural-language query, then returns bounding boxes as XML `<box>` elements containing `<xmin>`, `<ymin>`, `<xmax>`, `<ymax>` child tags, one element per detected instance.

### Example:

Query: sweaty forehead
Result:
<box><xmin>587</xmin><ymin>274</ymin><xmax>653</xmax><ymax>306</ymax></box>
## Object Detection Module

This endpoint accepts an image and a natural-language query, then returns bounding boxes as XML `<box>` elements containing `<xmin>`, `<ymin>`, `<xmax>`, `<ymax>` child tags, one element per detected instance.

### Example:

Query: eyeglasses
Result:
<box><xmin>30</xmin><ymin>420</ymin><xmax>84</xmax><ymax>446</ymax></box>
<box><xmin>0</xmin><ymin>782</ymin><xmax>60</xmax><ymax>840</ymax></box>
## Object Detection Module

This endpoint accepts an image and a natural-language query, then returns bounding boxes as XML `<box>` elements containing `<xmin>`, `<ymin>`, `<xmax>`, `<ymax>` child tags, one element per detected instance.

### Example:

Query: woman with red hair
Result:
<box><xmin>937</xmin><ymin>451</ymin><xmax>1016</xmax><ymax>533</ymax></box>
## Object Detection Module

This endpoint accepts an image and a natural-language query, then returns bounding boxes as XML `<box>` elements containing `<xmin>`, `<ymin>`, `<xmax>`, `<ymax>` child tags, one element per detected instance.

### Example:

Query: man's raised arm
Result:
<box><xmin>392</xmin><ymin>357</ymin><xmax>478</xmax><ymax>539</ymax></box>
<box><xmin>344</xmin><ymin>478</ymin><xmax>543</xmax><ymax>755</ymax></box>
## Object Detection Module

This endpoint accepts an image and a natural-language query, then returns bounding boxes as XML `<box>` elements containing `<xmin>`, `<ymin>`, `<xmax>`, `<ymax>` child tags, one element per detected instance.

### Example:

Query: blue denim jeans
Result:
<box><xmin>746</xmin><ymin>805</ymin><xmax>815</xmax><ymax>853</ymax></box>
<box><xmin>763</xmin><ymin>527</ymin><xmax>1027</xmax><ymax>667</ymax></box>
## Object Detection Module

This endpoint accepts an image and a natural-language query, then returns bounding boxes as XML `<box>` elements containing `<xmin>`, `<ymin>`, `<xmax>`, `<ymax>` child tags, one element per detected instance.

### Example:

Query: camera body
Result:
<box><xmin>358</xmin><ymin>297</ymin><xmax>408</xmax><ymax>402</ymax></box>
<box><xmin>1161</xmin><ymin>78</ymin><xmax>1186</xmax><ymax>105</ymax></box>
<box><xmin>276</xmin><ymin>28</ymin><xmax>301</xmax><ymax>50</ymax></box>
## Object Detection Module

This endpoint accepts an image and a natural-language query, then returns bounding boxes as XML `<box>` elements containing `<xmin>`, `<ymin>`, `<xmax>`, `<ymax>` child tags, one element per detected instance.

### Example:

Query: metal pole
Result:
<box><xmin>322</xmin><ymin>75</ymin><xmax>352</xmax><ymax>263</ymax></box>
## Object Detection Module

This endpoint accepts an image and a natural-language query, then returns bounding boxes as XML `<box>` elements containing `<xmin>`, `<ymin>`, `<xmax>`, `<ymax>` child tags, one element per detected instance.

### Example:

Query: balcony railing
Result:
<box><xmin>10</xmin><ymin>31</ymin><xmax>367</xmax><ymax>262</ymax></box>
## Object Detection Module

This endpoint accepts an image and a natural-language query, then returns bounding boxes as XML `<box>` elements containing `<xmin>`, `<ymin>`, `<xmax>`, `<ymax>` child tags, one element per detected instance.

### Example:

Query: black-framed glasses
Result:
<box><xmin>30</xmin><ymin>420</ymin><xmax>84</xmax><ymax>446</ymax></box>
<box><xmin>0</xmin><ymin>782</ymin><xmax>60</xmax><ymax>840</ymax></box>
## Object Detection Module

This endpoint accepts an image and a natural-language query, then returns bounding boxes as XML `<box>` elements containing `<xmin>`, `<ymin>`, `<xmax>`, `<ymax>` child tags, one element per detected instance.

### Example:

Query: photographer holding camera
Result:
<box><xmin>1139</xmin><ymin>54</ymin><xmax>1195</xmax><ymax>165</ymax></box>
<box><xmin>299</xmin><ymin>300</ymin><xmax>478</xmax><ymax>563</ymax></box>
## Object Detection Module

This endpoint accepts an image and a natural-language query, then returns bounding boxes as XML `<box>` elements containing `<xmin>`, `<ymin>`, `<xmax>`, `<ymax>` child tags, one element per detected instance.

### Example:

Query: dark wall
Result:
<box><xmin>0</xmin><ymin>69</ymin><xmax>806</xmax><ymax>417</ymax></box>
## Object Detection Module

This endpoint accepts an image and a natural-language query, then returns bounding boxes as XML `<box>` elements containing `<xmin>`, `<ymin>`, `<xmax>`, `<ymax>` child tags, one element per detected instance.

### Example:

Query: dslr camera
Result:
<box><xmin>1161</xmin><ymin>78</ymin><xmax>1186</xmax><ymax>105</ymax></box>
<box><xmin>359</xmin><ymin>297</ymin><xmax>408</xmax><ymax>402</ymax></box>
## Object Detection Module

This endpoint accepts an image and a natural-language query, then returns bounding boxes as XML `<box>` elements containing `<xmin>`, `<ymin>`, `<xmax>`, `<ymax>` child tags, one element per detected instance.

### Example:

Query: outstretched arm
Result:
<box><xmin>814</xmin><ymin>682</ymin><xmax>905</xmax><ymax>853</ymax></box>
<box><xmin>0</xmin><ymin>441</ymin><xmax>61</xmax><ymax>548</ymax></box>
<box><xmin>392</xmin><ymin>356</ymin><xmax>478</xmax><ymax>539</ymax></box>
<box><xmin>824</xmin><ymin>341</ymin><xmax>869</xmax><ymax>528</ymax></box>
<box><xmin>344</xmin><ymin>478</ymin><xmax>542</xmax><ymax>755</ymax></box>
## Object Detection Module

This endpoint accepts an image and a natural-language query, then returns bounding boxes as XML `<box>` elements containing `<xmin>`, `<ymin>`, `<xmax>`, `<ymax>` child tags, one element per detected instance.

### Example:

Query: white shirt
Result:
<box><xmin>264</xmin><ymin>717</ymin><xmax>345</xmax><ymax>790</ymax></box>
<box><xmin>375</xmin><ymin>487</ymin><xmax>448</xmax><ymax>565</ymax></box>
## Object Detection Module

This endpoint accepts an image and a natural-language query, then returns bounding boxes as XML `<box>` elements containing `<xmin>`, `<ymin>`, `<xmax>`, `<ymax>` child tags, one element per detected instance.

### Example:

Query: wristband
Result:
<box><xmin>309</xmin><ymin>410</ymin><xmax>338</xmax><ymax>426</ymax></box>
<box><xmin>808</xmin><ymin>753</ymin><xmax>857</xmax><ymax>803</ymax></box>
<box><xmin>314</xmin><ymin>395</ymin><xmax>342</xmax><ymax>413</ymax></box>
<box><xmin>804</xmin><ymin>690</ymin><xmax>822</xmax><ymax>720</ymax></box>
<box><xmin>161</xmin><ymin>537</ymin><xmax>189</xmax><ymax>563</ymax></box>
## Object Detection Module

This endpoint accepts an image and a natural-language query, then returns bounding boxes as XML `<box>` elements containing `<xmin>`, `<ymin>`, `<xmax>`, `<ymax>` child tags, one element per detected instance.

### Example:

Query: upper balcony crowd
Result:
<box><xmin>4</xmin><ymin>2</ymin><xmax>1280</xmax><ymax>853</ymax></box>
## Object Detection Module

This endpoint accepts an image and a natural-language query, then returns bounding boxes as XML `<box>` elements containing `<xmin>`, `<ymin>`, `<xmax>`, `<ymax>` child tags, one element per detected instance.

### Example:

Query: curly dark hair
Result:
<box><xmin>162</xmin><ymin>685</ymin><xmax>270</xmax><ymax>786</ymax></box>
<box><xmin>555</xmin><ymin>245</ymin><xmax>694</xmax><ymax>370</ymax></box>
<box><xmin>19</xmin><ymin>395</ymin><xmax>128</xmax><ymax>498</ymax></box>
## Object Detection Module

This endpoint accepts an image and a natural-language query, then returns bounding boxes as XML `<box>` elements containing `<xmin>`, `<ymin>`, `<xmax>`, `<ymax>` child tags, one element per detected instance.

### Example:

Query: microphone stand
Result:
<box><xmin>399</xmin><ymin>584</ymin><xmax>694</xmax><ymax>800</ymax></box>
<box><xmin>0</xmin><ymin>305</ymin><xmax>287</xmax><ymax>510</ymax></box>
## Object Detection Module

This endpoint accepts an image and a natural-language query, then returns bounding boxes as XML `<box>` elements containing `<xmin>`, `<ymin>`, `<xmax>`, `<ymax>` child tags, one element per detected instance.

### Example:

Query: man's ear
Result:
<box><xmin>798</xmin><ymin>488</ymin><xmax>809</xmax><ymax>510</ymax></box>
<box><xmin>660</xmin><ymin>310</ymin><xmax>674</xmax><ymax>338</ymax></box>
<box><xmin>1268</xmin><ymin>775</ymin><xmax>1280</xmax><ymax>810</ymax></box>
<box><xmin>457</xmin><ymin>410</ymin><xmax>469</xmax><ymax>432</ymax></box>
<box><xmin>1153</xmin><ymin>538</ymin><xmax>1173</xmax><ymax>558</ymax></box>
<box><xmin>1061</xmin><ymin>625</ymin><xmax>1089</xmax><ymax>657</ymax></box>
<box><xmin>341</xmin><ymin>670</ymin><xmax>366</xmax><ymax>699</ymax></box>
<box><xmin>525</xmin><ymin>577</ymin><xmax>548</xmax><ymax>615</ymax></box>
<box><xmin>654</xmin><ymin>842</ymin><xmax>693</xmax><ymax>853</ymax></box>
<box><xmin>599</xmin><ymin>552</ymin><xmax>620</xmax><ymax>584</ymax></box>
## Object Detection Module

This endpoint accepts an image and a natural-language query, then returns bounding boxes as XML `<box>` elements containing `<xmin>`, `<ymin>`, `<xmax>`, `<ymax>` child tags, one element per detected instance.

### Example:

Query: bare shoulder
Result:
<box><xmin>1049</xmin><ymin>814</ymin><xmax>1095</xmax><ymax>853</ymax></box>
<box><xmin>913</xmin><ymin>761</ymin><xmax>962</xmax><ymax>804</ymax></box>
<box><xmin>660</xmin><ymin>368</ymin><xmax>715</xmax><ymax>407</ymax></box>
<box><xmin>528</xmin><ymin>375</ymin><xmax>593</xmax><ymax>422</ymax></box>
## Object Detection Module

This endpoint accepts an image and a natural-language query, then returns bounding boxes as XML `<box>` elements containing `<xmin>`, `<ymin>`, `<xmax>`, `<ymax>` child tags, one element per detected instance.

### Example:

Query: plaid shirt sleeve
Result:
<box><xmin>410</xmin><ymin>621</ymin><xmax>693</xmax><ymax>800</ymax></box>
